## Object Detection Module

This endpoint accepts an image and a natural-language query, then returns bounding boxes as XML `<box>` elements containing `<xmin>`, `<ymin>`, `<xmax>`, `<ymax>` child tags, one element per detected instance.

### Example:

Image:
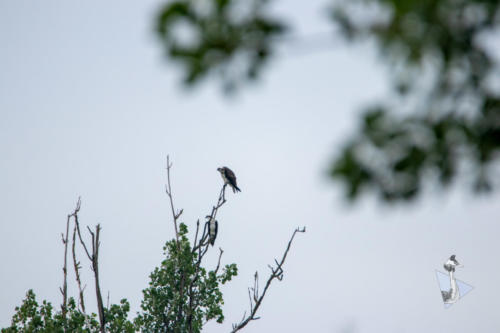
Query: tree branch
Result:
<box><xmin>74</xmin><ymin>213</ymin><xmax>106</xmax><ymax>333</ymax></box>
<box><xmin>60</xmin><ymin>197</ymin><xmax>81</xmax><ymax>326</ymax></box>
<box><xmin>187</xmin><ymin>185</ymin><xmax>228</xmax><ymax>332</ymax></box>
<box><xmin>231</xmin><ymin>226</ymin><xmax>306</xmax><ymax>332</ymax></box>
<box><xmin>163</xmin><ymin>157</ymin><xmax>232</xmax><ymax>332</ymax></box>
<box><xmin>91</xmin><ymin>224</ymin><xmax>105</xmax><ymax>333</ymax></box>
<box><xmin>215</xmin><ymin>248</ymin><xmax>224</xmax><ymax>274</ymax></box>
<box><xmin>72</xmin><ymin>221</ymin><xmax>86</xmax><ymax>314</ymax></box>
<box><xmin>165</xmin><ymin>155</ymin><xmax>182</xmax><ymax>250</ymax></box>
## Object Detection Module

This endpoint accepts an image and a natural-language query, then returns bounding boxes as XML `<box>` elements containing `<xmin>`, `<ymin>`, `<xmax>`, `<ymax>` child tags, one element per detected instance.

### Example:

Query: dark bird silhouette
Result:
<box><xmin>217</xmin><ymin>166</ymin><xmax>241</xmax><ymax>193</ymax></box>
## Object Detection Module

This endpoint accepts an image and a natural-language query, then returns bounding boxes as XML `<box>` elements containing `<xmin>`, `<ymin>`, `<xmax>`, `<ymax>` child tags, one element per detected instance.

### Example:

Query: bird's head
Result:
<box><xmin>451</xmin><ymin>255</ymin><xmax>461</xmax><ymax>266</ymax></box>
<box><xmin>444</xmin><ymin>255</ymin><xmax>462</xmax><ymax>271</ymax></box>
<box><xmin>217</xmin><ymin>167</ymin><xmax>223</xmax><ymax>173</ymax></box>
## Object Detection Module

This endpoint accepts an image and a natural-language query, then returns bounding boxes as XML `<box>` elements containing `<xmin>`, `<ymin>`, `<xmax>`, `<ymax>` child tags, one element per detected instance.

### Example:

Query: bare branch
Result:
<box><xmin>187</xmin><ymin>184</ymin><xmax>230</xmax><ymax>332</ymax></box>
<box><xmin>72</xmin><ymin>222</ymin><xmax>86</xmax><ymax>313</ymax></box>
<box><xmin>92</xmin><ymin>224</ymin><xmax>105</xmax><ymax>333</ymax></box>
<box><xmin>214</xmin><ymin>248</ymin><xmax>224</xmax><ymax>274</ymax></box>
<box><xmin>193</xmin><ymin>219</ymin><xmax>200</xmax><ymax>250</ymax></box>
<box><xmin>165</xmin><ymin>155</ymin><xmax>181</xmax><ymax>250</ymax></box>
<box><xmin>61</xmin><ymin>214</ymin><xmax>70</xmax><ymax>324</ymax></box>
<box><xmin>163</xmin><ymin>157</ymin><xmax>234</xmax><ymax>332</ymax></box>
<box><xmin>74</xmin><ymin>208</ymin><xmax>92</xmax><ymax>262</ymax></box>
<box><xmin>193</xmin><ymin>186</ymin><xmax>227</xmax><ymax>253</ymax></box>
<box><xmin>74</xmin><ymin>212</ymin><xmax>106</xmax><ymax>332</ymax></box>
<box><xmin>60</xmin><ymin>197</ymin><xmax>81</xmax><ymax>324</ymax></box>
<box><xmin>231</xmin><ymin>226</ymin><xmax>306</xmax><ymax>333</ymax></box>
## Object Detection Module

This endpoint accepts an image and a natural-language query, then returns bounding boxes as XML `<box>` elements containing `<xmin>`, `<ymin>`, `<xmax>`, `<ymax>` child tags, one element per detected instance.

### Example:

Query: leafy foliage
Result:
<box><xmin>156</xmin><ymin>0</ymin><xmax>286</xmax><ymax>91</ymax></box>
<box><xmin>1</xmin><ymin>290</ymin><xmax>137</xmax><ymax>333</ymax></box>
<box><xmin>135</xmin><ymin>223</ymin><xmax>238</xmax><ymax>333</ymax></box>
<box><xmin>1</xmin><ymin>290</ymin><xmax>101</xmax><ymax>333</ymax></box>
<box><xmin>104</xmin><ymin>300</ymin><xmax>135</xmax><ymax>333</ymax></box>
<box><xmin>331</xmin><ymin>0</ymin><xmax>500</xmax><ymax>201</ymax></box>
<box><xmin>154</xmin><ymin>0</ymin><xmax>500</xmax><ymax>202</ymax></box>
<box><xmin>2</xmin><ymin>227</ymin><xmax>237</xmax><ymax>333</ymax></box>
<box><xmin>3</xmin><ymin>225</ymin><xmax>237</xmax><ymax>333</ymax></box>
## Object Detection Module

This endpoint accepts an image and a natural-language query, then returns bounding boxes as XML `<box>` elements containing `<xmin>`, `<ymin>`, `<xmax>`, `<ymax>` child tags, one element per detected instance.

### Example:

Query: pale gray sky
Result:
<box><xmin>1</xmin><ymin>1</ymin><xmax>500</xmax><ymax>332</ymax></box>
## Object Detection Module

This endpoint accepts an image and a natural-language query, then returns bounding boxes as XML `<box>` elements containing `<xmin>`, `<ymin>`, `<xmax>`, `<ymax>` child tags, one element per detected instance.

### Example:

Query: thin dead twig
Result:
<box><xmin>231</xmin><ymin>226</ymin><xmax>306</xmax><ymax>332</ymax></box>
<box><xmin>60</xmin><ymin>197</ymin><xmax>81</xmax><ymax>325</ymax></box>
<box><xmin>72</xmin><ymin>221</ymin><xmax>86</xmax><ymax>313</ymax></box>
<box><xmin>165</xmin><ymin>155</ymin><xmax>182</xmax><ymax>250</ymax></box>
<box><xmin>74</xmin><ymin>215</ymin><xmax>106</xmax><ymax>333</ymax></box>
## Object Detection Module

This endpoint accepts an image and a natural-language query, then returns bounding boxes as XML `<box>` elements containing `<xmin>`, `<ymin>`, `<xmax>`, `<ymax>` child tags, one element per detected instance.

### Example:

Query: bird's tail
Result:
<box><xmin>233</xmin><ymin>185</ymin><xmax>241</xmax><ymax>193</ymax></box>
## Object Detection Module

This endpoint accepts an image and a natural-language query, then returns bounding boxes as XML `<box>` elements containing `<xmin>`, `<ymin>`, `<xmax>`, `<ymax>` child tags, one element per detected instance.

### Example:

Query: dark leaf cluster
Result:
<box><xmin>154</xmin><ymin>0</ymin><xmax>500</xmax><ymax>202</ymax></box>
<box><xmin>156</xmin><ymin>0</ymin><xmax>286</xmax><ymax>91</ymax></box>
<box><xmin>331</xmin><ymin>0</ymin><xmax>500</xmax><ymax>201</ymax></box>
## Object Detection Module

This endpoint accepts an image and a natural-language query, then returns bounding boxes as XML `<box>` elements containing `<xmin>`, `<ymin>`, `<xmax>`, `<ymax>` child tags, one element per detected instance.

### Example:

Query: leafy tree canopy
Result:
<box><xmin>2</xmin><ymin>224</ymin><xmax>237</xmax><ymax>333</ymax></box>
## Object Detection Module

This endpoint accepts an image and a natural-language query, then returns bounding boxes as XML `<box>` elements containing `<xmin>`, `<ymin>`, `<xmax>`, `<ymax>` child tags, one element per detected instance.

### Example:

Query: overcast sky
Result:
<box><xmin>1</xmin><ymin>1</ymin><xmax>500</xmax><ymax>332</ymax></box>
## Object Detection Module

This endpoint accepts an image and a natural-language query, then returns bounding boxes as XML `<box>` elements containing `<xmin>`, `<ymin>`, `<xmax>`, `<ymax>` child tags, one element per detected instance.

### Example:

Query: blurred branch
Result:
<box><xmin>231</xmin><ymin>226</ymin><xmax>306</xmax><ymax>332</ymax></box>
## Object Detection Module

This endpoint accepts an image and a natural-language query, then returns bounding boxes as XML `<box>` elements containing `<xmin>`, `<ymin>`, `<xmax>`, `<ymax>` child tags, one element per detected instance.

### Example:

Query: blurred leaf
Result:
<box><xmin>154</xmin><ymin>0</ymin><xmax>500</xmax><ymax>202</ymax></box>
<box><xmin>155</xmin><ymin>0</ymin><xmax>286</xmax><ymax>91</ymax></box>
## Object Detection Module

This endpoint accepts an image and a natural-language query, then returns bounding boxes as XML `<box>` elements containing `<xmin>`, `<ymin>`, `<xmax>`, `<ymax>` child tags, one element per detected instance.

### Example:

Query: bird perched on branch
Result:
<box><xmin>217</xmin><ymin>166</ymin><xmax>241</xmax><ymax>193</ymax></box>
<box><xmin>207</xmin><ymin>216</ymin><xmax>218</xmax><ymax>246</ymax></box>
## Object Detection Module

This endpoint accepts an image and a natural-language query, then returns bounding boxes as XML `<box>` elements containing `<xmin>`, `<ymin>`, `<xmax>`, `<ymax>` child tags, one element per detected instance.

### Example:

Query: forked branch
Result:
<box><xmin>60</xmin><ymin>197</ymin><xmax>81</xmax><ymax>324</ymax></box>
<box><xmin>165</xmin><ymin>157</ymin><xmax>234</xmax><ymax>333</ymax></box>
<box><xmin>74</xmin><ymin>215</ymin><xmax>105</xmax><ymax>333</ymax></box>
<box><xmin>231</xmin><ymin>226</ymin><xmax>306</xmax><ymax>332</ymax></box>
<box><xmin>72</xmin><ymin>222</ymin><xmax>86</xmax><ymax>313</ymax></box>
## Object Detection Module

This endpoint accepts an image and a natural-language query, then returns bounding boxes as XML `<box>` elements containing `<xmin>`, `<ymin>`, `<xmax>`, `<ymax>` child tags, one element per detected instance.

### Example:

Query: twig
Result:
<box><xmin>193</xmin><ymin>219</ymin><xmax>200</xmax><ymax>249</ymax></box>
<box><xmin>187</xmin><ymin>185</ymin><xmax>228</xmax><ymax>332</ymax></box>
<box><xmin>72</xmin><ymin>221</ymin><xmax>86</xmax><ymax>313</ymax></box>
<box><xmin>163</xmin><ymin>157</ymin><xmax>232</xmax><ymax>332</ymax></box>
<box><xmin>215</xmin><ymin>248</ymin><xmax>224</xmax><ymax>274</ymax></box>
<box><xmin>231</xmin><ymin>226</ymin><xmax>306</xmax><ymax>332</ymax></box>
<box><xmin>91</xmin><ymin>225</ymin><xmax>105</xmax><ymax>333</ymax></box>
<box><xmin>60</xmin><ymin>215</ymin><xmax>70</xmax><ymax>324</ymax></box>
<box><xmin>60</xmin><ymin>198</ymin><xmax>81</xmax><ymax>326</ymax></box>
<box><xmin>165</xmin><ymin>155</ymin><xmax>182</xmax><ymax>250</ymax></box>
<box><xmin>75</xmin><ymin>213</ymin><xmax>92</xmax><ymax>262</ymax></box>
<box><xmin>75</xmin><ymin>216</ymin><xmax>106</xmax><ymax>333</ymax></box>
<box><xmin>193</xmin><ymin>186</ymin><xmax>227</xmax><ymax>253</ymax></box>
